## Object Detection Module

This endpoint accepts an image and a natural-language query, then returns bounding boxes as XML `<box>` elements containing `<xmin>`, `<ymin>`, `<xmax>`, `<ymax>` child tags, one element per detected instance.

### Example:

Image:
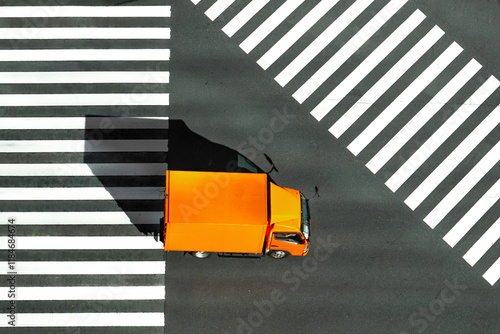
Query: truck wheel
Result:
<box><xmin>268</xmin><ymin>250</ymin><xmax>287</xmax><ymax>259</ymax></box>
<box><xmin>190</xmin><ymin>251</ymin><xmax>210</xmax><ymax>259</ymax></box>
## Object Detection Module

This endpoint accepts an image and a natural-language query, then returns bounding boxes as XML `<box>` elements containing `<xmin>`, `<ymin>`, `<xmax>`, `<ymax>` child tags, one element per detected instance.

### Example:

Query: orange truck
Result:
<box><xmin>164</xmin><ymin>170</ymin><xmax>311</xmax><ymax>258</ymax></box>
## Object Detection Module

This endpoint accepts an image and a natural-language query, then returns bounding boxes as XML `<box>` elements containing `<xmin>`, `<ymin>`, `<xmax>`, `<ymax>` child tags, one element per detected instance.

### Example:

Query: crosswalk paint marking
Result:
<box><xmin>366</xmin><ymin>59</ymin><xmax>482</xmax><ymax>173</ymax></box>
<box><xmin>0</xmin><ymin>117</ymin><xmax>169</xmax><ymax>130</ymax></box>
<box><xmin>0</xmin><ymin>313</ymin><xmax>164</xmax><ymax>327</ymax></box>
<box><xmin>0</xmin><ymin>49</ymin><xmax>170</xmax><ymax>62</ymax></box>
<box><xmin>0</xmin><ymin>93</ymin><xmax>169</xmax><ymax>106</ymax></box>
<box><xmin>443</xmin><ymin>179</ymin><xmax>500</xmax><ymax>247</ymax></box>
<box><xmin>206</xmin><ymin>0</ymin><xmax>236</xmax><ymax>21</ymax></box>
<box><xmin>0</xmin><ymin>163</ymin><xmax>167</xmax><ymax>176</ymax></box>
<box><xmin>0</xmin><ymin>211</ymin><xmax>163</xmax><ymax>225</ymax></box>
<box><xmin>329</xmin><ymin>25</ymin><xmax>444</xmax><ymax>138</ymax></box>
<box><xmin>223</xmin><ymin>0</ymin><xmax>271</xmax><ymax>37</ymax></box>
<box><xmin>257</xmin><ymin>0</ymin><xmax>339</xmax><ymax>70</ymax></box>
<box><xmin>0</xmin><ymin>27</ymin><xmax>170</xmax><ymax>40</ymax></box>
<box><xmin>191</xmin><ymin>0</ymin><xmax>202</xmax><ymax>5</ymax></box>
<box><xmin>0</xmin><ymin>187</ymin><xmax>165</xmax><ymax>200</ymax></box>
<box><xmin>348</xmin><ymin>42</ymin><xmax>462</xmax><ymax>156</ymax></box>
<box><xmin>240</xmin><ymin>0</ymin><xmax>305</xmax><ymax>54</ymax></box>
<box><xmin>420</xmin><ymin>140</ymin><xmax>500</xmax><ymax>226</ymax></box>
<box><xmin>307</xmin><ymin>9</ymin><xmax>425</xmax><ymax>117</ymax></box>
<box><xmin>483</xmin><ymin>257</ymin><xmax>500</xmax><ymax>286</ymax></box>
<box><xmin>0</xmin><ymin>286</ymin><xmax>165</xmax><ymax>301</ymax></box>
<box><xmin>0</xmin><ymin>236</ymin><xmax>164</xmax><ymax>249</ymax></box>
<box><xmin>463</xmin><ymin>218</ymin><xmax>500</xmax><ymax>266</ymax></box>
<box><xmin>386</xmin><ymin>76</ymin><xmax>500</xmax><ymax>192</ymax></box>
<box><xmin>408</xmin><ymin>106</ymin><xmax>500</xmax><ymax>213</ymax></box>
<box><xmin>0</xmin><ymin>6</ymin><xmax>171</xmax><ymax>18</ymax></box>
<box><xmin>0</xmin><ymin>140</ymin><xmax>167</xmax><ymax>152</ymax></box>
<box><xmin>0</xmin><ymin>261</ymin><xmax>165</xmax><ymax>275</ymax></box>
<box><xmin>275</xmin><ymin>0</ymin><xmax>375</xmax><ymax>87</ymax></box>
<box><xmin>0</xmin><ymin>71</ymin><xmax>170</xmax><ymax>84</ymax></box>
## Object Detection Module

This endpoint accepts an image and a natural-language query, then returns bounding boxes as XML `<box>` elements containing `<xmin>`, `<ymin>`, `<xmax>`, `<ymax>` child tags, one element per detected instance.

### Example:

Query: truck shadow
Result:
<box><xmin>84</xmin><ymin>117</ymin><xmax>265</xmax><ymax>241</ymax></box>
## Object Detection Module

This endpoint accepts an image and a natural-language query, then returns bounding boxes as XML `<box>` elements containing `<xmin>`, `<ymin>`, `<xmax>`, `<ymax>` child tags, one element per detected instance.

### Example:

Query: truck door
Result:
<box><xmin>268</xmin><ymin>232</ymin><xmax>305</xmax><ymax>256</ymax></box>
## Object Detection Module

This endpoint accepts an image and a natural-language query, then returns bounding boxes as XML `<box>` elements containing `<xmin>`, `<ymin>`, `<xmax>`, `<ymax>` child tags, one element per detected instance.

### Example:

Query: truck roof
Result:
<box><xmin>166</xmin><ymin>170</ymin><xmax>268</xmax><ymax>226</ymax></box>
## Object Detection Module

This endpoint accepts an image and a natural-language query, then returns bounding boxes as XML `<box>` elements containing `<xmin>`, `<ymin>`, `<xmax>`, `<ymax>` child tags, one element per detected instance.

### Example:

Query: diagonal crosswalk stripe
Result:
<box><xmin>206</xmin><ymin>0</ymin><xmax>236</xmax><ymax>21</ymax></box>
<box><xmin>223</xmin><ymin>0</ymin><xmax>271</xmax><ymax>37</ymax></box>
<box><xmin>463</xmin><ymin>217</ymin><xmax>500</xmax><ymax>267</ymax></box>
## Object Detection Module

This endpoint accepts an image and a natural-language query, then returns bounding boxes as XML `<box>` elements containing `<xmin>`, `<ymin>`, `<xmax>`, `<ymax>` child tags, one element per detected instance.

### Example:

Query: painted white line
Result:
<box><xmin>0</xmin><ymin>71</ymin><xmax>170</xmax><ymax>84</ymax></box>
<box><xmin>463</xmin><ymin>218</ymin><xmax>500</xmax><ymax>266</ymax></box>
<box><xmin>0</xmin><ymin>236</ymin><xmax>164</xmax><ymax>249</ymax></box>
<box><xmin>0</xmin><ymin>140</ymin><xmax>167</xmax><ymax>152</ymax></box>
<box><xmin>0</xmin><ymin>6</ymin><xmax>171</xmax><ymax>18</ymax></box>
<box><xmin>386</xmin><ymin>76</ymin><xmax>499</xmax><ymax>192</ymax></box>
<box><xmin>329</xmin><ymin>26</ymin><xmax>444</xmax><ymax>138</ymax></box>
<box><xmin>0</xmin><ymin>163</ymin><xmax>166</xmax><ymax>176</ymax></box>
<box><xmin>0</xmin><ymin>187</ymin><xmax>165</xmax><ymax>200</ymax></box>
<box><xmin>483</xmin><ymin>257</ymin><xmax>500</xmax><ymax>286</ymax></box>
<box><xmin>0</xmin><ymin>28</ymin><xmax>170</xmax><ymax>40</ymax></box>
<box><xmin>409</xmin><ymin>106</ymin><xmax>500</xmax><ymax>213</ymax></box>
<box><xmin>366</xmin><ymin>59</ymin><xmax>482</xmax><ymax>173</ymax></box>
<box><xmin>0</xmin><ymin>117</ymin><xmax>168</xmax><ymax>129</ymax></box>
<box><xmin>206</xmin><ymin>0</ymin><xmax>236</xmax><ymax>21</ymax></box>
<box><xmin>0</xmin><ymin>211</ymin><xmax>163</xmax><ymax>225</ymax></box>
<box><xmin>0</xmin><ymin>286</ymin><xmax>165</xmax><ymax>301</ymax></box>
<box><xmin>257</xmin><ymin>0</ymin><xmax>339</xmax><ymax>70</ymax></box>
<box><xmin>191</xmin><ymin>0</ymin><xmax>202</xmax><ymax>5</ymax></box>
<box><xmin>348</xmin><ymin>42</ymin><xmax>462</xmax><ymax>156</ymax></box>
<box><xmin>0</xmin><ymin>49</ymin><xmax>170</xmax><ymax>62</ymax></box>
<box><xmin>0</xmin><ymin>313</ymin><xmax>164</xmax><ymax>327</ymax></box>
<box><xmin>308</xmin><ymin>9</ymin><xmax>424</xmax><ymax>118</ymax></box>
<box><xmin>0</xmin><ymin>93</ymin><xmax>169</xmax><ymax>106</ymax></box>
<box><xmin>240</xmin><ymin>0</ymin><xmax>306</xmax><ymax>54</ymax></box>
<box><xmin>443</xmin><ymin>179</ymin><xmax>500</xmax><ymax>247</ymax></box>
<box><xmin>223</xmin><ymin>0</ymin><xmax>271</xmax><ymax>37</ymax></box>
<box><xmin>0</xmin><ymin>261</ymin><xmax>165</xmax><ymax>275</ymax></box>
<box><xmin>420</xmin><ymin>141</ymin><xmax>500</xmax><ymax>227</ymax></box>
<box><xmin>275</xmin><ymin>0</ymin><xmax>375</xmax><ymax>87</ymax></box>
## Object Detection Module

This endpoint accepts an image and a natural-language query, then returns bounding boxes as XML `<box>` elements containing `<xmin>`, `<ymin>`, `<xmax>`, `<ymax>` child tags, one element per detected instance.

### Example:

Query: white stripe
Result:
<box><xmin>0</xmin><ymin>313</ymin><xmax>164</xmax><ymax>327</ymax></box>
<box><xmin>386</xmin><ymin>76</ymin><xmax>499</xmax><ymax>192</ymax></box>
<box><xmin>257</xmin><ymin>0</ymin><xmax>339</xmax><ymax>69</ymax></box>
<box><xmin>483</xmin><ymin>257</ymin><xmax>500</xmax><ymax>286</ymax></box>
<box><xmin>0</xmin><ymin>163</ymin><xmax>166</xmax><ymax>176</ymax></box>
<box><xmin>0</xmin><ymin>286</ymin><xmax>165</xmax><ymax>301</ymax></box>
<box><xmin>348</xmin><ymin>42</ymin><xmax>462</xmax><ymax>156</ymax></box>
<box><xmin>0</xmin><ymin>49</ymin><xmax>170</xmax><ymax>62</ymax></box>
<box><xmin>240</xmin><ymin>0</ymin><xmax>305</xmax><ymax>54</ymax></box>
<box><xmin>0</xmin><ymin>117</ymin><xmax>168</xmax><ymax>129</ymax></box>
<box><xmin>191</xmin><ymin>0</ymin><xmax>202</xmax><ymax>4</ymax></box>
<box><xmin>0</xmin><ymin>93</ymin><xmax>169</xmax><ymax>106</ymax></box>
<box><xmin>275</xmin><ymin>0</ymin><xmax>376</xmax><ymax>87</ymax></box>
<box><xmin>222</xmin><ymin>0</ymin><xmax>271</xmax><ymax>37</ymax></box>
<box><xmin>420</xmin><ymin>141</ymin><xmax>500</xmax><ymax>226</ymax></box>
<box><xmin>0</xmin><ymin>140</ymin><xmax>167</xmax><ymax>152</ymax></box>
<box><xmin>463</xmin><ymin>218</ymin><xmax>500</xmax><ymax>266</ymax></box>
<box><xmin>329</xmin><ymin>26</ymin><xmax>444</xmax><ymax>138</ymax></box>
<box><xmin>443</xmin><ymin>179</ymin><xmax>500</xmax><ymax>247</ymax></box>
<box><xmin>206</xmin><ymin>0</ymin><xmax>236</xmax><ymax>21</ymax></box>
<box><xmin>409</xmin><ymin>106</ymin><xmax>500</xmax><ymax>213</ymax></box>
<box><xmin>307</xmin><ymin>9</ymin><xmax>424</xmax><ymax>116</ymax></box>
<box><xmin>0</xmin><ymin>261</ymin><xmax>164</xmax><ymax>275</ymax></box>
<box><xmin>0</xmin><ymin>236</ymin><xmax>164</xmax><ymax>249</ymax></box>
<box><xmin>0</xmin><ymin>211</ymin><xmax>163</xmax><ymax>225</ymax></box>
<box><xmin>366</xmin><ymin>59</ymin><xmax>482</xmax><ymax>173</ymax></box>
<box><xmin>0</xmin><ymin>28</ymin><xmax>170</xmax><ymax>40</ymax></box>
<box><xmin>0</xmin><ymin>71</ymin><xmax>170</xmax><ymax>84</ymax></box>
<box><xmin>0</xmin><ymin>187</ymin><xmax>165</xmax><ymax>200</ymax></box>
<box><xmin>0</xmin><ymin>6</ymin><xmax>171</xmax><ymax>18</ymax></box>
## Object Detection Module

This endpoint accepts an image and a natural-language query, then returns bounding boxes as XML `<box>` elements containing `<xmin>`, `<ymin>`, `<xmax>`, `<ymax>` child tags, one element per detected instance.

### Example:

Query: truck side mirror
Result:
<box><xmin>264</xmin><ymin>153</ymin><xmax>279</xmax><ymax>174</ymax></box>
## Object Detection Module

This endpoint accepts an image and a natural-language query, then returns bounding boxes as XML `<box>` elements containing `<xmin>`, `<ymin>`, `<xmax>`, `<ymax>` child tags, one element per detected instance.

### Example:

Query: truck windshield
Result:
<box><xmin>300</xmin><ymin>193</ymin><xmax>311</xmax><ymax>241</ymax></box>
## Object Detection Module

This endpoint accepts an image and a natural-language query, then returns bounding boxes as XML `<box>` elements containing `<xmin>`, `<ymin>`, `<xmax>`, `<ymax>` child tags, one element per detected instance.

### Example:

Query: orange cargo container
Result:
<box><xmin>164</xmin><ymin>170</ymin><xmax>311</xmax><ymax>258</ymax></box>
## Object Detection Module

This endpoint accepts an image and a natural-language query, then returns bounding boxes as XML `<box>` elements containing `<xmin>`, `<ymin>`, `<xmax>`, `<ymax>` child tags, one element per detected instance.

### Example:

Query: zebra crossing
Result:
<box><xmin>190</xmin><ymin>0</ymin><xmax>500</xmax><ymax>286</ymax></box>
<box><xmin>1</xmin><ymin>3</ymin><xmax>169</xmax><ymax>331</ymax></box>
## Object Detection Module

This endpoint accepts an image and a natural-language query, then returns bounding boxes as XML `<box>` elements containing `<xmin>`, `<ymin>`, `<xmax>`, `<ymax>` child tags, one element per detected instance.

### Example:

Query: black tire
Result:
<box><xmin>190</xmin><ymin>251</ymin><xmax>210</xmax><ymax>259</ymax></box>
<box><xmin>268</xmin><ymin>250</ymin><xmax>288</xmax><ymax>259</ymax></box>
